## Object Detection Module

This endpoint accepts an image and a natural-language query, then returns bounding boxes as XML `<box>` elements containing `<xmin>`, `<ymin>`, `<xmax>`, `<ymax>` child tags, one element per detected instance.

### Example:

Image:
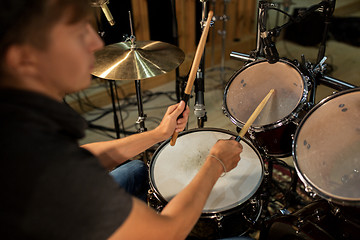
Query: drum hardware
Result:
<box><xmin>225</xmin><ymin>1</ymin><xmax>359</xmax><ymax>236</ymax></box>
<box><xmin>304</xmin><ymin>185</ymin><xmax>316</xmax><ymax>198</ymax></box>
<box><xmin>293</xmin><ymin>88</ymin><xmax>360</xmax><ymax>207</ymax></box>
<box><xmin>108</xmin><ymin>80</ymin><xmax>126</xmax><ymax>138</ymax></box>
<box><xmin>255</xmin><ymin>1</ymin><xmax>274</xmax><ymax>58</ymax></box>
<box><xmin>230</xmin><ymin>51</ymin><xmax>258</xmax><ymax>63</ymax></box>
<box><xmin>92</xmin><ymin>11</ymin><xmax>185</xmax><ymax>138</ymax></box>
<box><xmin>150</xmin><ymin>128</ymin><xmax>265</xmax><ymax>239</ymax></box>
<box><xmin>259</xmin><ymin>155</ymin><xmax>307</xmax><ymax>221</ymax></box>
<box><xmin>90</xmin><ymin>4</ymin><xmax>126</xmax><ymax>139</ymax></box>
<box><xmin>331</xmin><ymin>205</ymin><xmax>341</xmax><ymax>216</ymax></box>
<box><xmin>308</xmin><ymin>56</ymin><xmax>357</xmax><ymax>91</ymax></box>
<box><xmin>230</xmin><ymin>0</ymin><xmax>356</xmax><ymax>96</ymax></box>
<box><xmin>207</xmin><ymin>0</ymin><xmax>235</xmax><ymax>86</ymax></box>
<box><xmin>147</xmin><ymin>188</ymin><xmax>164</xmax><ymax>212</ymax></box>
<box><xmin>215</xmin><ymin>214</ymin><xmax>223</xmax><ymax>229</ymax></box>
<box><xmin>90</xmin><ymin>0</ymin><xmax>115</xmax><ymax>26</ymax></box>
<box><xmin>193</xmin><ymin>0</ymin><xmax>213</xmax><ymax>129</ymax></box>
<box><xmin>91</xmin><ymin>19</ymin><xmax>185</xmax><ymax>80</ymax></box>
<box><xmin>168</xmin><ymin>0</ymin><xmax>183</xmax><ymax>103</ymax></box>
<box><xmin>170</xmin><ymin>10</ymin><xmax>213</xmax><ymax>146</ymax></box>
<box><xmin>259</xmin><ymin>200</ymin><xmax>360</xmax><ymax>240</ymax></box>
<box><xmin>224</xmin><ymin>59</ymin><xmax>309</xmax><ymax>157</ymax></box>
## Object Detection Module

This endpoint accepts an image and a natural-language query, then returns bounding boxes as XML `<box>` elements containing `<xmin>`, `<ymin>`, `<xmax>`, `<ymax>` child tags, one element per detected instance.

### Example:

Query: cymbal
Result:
<box><xmin>92</xmin><ymin>40</ymin><xmax>185</xmax><ymax>81</ymax></box>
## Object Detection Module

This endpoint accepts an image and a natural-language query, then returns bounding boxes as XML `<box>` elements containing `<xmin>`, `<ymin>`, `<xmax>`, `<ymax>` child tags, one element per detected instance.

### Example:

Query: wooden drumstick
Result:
<box><xmin>235</xmin><ymin>89</ymin><xmax>275</xmax><ymax>142</ymax></box>
<box><xmin>170</xmin><ymin>10</ymin><xmax>213</xmax><ymax>146</ymax></box>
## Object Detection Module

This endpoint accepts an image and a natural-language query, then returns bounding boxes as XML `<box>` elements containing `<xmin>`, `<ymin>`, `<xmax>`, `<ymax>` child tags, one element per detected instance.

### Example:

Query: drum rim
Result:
<box><xmin>149</xmin><ymin>127</ymin><xmax>265</xmax><ymax>213</ymax></box>
<box><xmin>292</xmin><ymin>88</ymin><xmax>360</xmax><ymax>206</ymax></box>
<box><xmin>223</xmin><ymin>59</ymin><xmax>309</xmax><ymax>131</ymax></box>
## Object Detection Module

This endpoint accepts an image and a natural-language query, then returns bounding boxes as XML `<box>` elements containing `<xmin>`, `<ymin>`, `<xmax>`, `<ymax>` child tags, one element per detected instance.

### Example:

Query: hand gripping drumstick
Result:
<box><xmin>170</xmin><ymin>10</ymin><xmax>214</xmax><ymax>146</ymax></box>
<box><xmin>235</xmin><ymin>89</ymin><xmax>275</xmax><ymax>142</ymax></box>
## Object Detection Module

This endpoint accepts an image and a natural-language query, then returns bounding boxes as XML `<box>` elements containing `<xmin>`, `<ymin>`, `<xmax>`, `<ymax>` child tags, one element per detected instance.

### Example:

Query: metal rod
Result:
<box><xmin>109</xmin><ymin>80</ymin><xmax>121</xmax><ymax>139</ymax></box>
<box><xmin>135</xmin><ymin>80</ymin><xmax>147</xmax><ymax>132</ymax></box>
<box><xmin>230</xmin><ymin>51</ymin><xmax>258</xmax><ymax>62</ymax></box>
<box><xmin>318</xmin><ymin>75</ymin><xmax>357</xmax><ymax>91</ymax></box>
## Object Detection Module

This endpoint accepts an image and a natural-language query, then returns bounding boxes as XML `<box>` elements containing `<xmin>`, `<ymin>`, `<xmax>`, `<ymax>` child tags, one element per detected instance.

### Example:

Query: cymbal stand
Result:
<box><xmin>208</xmin><ymin>0</ymin><xmax>234</xmax><ymax>85</ymax></box>
<box><xmin>126</xmin><ymin>11</ymin><xmax>148</xmax><ymax>133</ymax></box>
<box><xmin>91</xmin><ymin>4</ymin><xmax>127</xmax><ymax>139</ymax></box>
<box><xmin>108</xmin><ymin>80</ymin><xmax>127</xmax><ymax>139</ymax></box>
<box><xmin>135</xmin><ymin>80</ymin><xmax>147</xmax><ymax>133</ymax></box>
<box><xmin>127</xmin><ymin>11</ymin><xmax>149</xmax><ymax>162</ymax></box>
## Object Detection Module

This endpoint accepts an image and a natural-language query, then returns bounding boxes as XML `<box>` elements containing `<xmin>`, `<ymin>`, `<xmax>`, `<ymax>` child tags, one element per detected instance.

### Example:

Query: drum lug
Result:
<box><xmin>291</xmin><ymin>112</ymin><xmax>299</xmax><ymax>119</ymax></box>
<box><xmin>262</xmin><ymin>146</ymin><xmax>269</xmax><ymax>156</ymax></box>
<box><xmin>147</xmin><ymin>189</ymin><xmax>164</xmax><ymax>213</ymax></box>
<box><xmin>250</xmin><ymin>198</ymin><xmax>257</xmax><ymax>205</ymax></box>
<box><xmin>248</xmin><ymin>129</ymin><xmax>255</xmax><ymax>139</ymax></box>
<box><xmin>295</xmin><ymin>218</ymin><xmax>305</xmax><ymax>233</ymax></box>
<box><xmin>305</xmin><ymin>101</ymin><xmax>313</xmax><ymax>111</ymax></box>
<box><xmin>306</xmin><ymin>76</ymin><xmax>312</xmax><ymax>88</ymax></box>
<box><xmin>304</xmin><ymin>184</ymin><xmax>312</xmax><ymax>193</ymax></box>
<box><xmin>222</xmin><ymin>105</ymin><xmax>227</xmax><ymax>116</ymax></box>
<box><xmin>292</xmin><ymin>114</ymin><xmax>302</xmax><ymax>126</ymax></box>
<box><xmin>310</xmin><ymin>192</ymin><xmax>317</xmax><ymax>198</ymax></box>
<box><xmin>304</xmin><ymin>185</ymin><xmax>317</xmax><ymax>198</ymax></box>
<box><xmin>215</xmin><ymin>213</ymin><xmax>224</xmax><ymax>229</ymax></box>
<box><xmin>331</xmin><ymin>206</ymin><xmax>341</xmax><ymax>216</ymax></box>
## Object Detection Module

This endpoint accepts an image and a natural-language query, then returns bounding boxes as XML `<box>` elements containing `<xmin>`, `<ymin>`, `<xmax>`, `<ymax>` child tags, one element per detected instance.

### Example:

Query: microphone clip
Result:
<box><xmin>260</xmin><ymin>30</ymin><xmax>279</xmax><ymax>64</ymax></box>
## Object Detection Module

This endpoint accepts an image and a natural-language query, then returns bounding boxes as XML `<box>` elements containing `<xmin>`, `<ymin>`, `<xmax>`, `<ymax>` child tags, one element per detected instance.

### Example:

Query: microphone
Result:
<box><xmin>261</xmin><ymin>30</ymin><xmax>279</xmax><ymax>64</ymax></box>
<box><xmin>90</xmin><ymin>0</ymin><xmax>115</xmax><ymax>26</ymax></box>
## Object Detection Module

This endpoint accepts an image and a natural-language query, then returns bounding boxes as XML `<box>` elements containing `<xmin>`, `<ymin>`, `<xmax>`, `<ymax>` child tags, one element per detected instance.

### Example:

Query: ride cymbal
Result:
<box><xmin>92</xmin><ymin>40</ymin><xmax>185</xmax><ymax>80</ymax></box>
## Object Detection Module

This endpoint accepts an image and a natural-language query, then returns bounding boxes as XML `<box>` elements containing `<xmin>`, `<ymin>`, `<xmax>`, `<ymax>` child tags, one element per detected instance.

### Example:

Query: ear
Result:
<box><xmin>5</xmin><ymin>44</ymin><xmax>40</xmax><ymax>78</ymax></box>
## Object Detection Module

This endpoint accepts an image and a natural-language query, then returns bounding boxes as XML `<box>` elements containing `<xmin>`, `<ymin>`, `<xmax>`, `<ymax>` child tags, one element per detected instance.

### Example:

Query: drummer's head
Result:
<box><xmin>0</xmin><ymin>0</ymin><xmax>104</xmax><ymax>100</ymax></box>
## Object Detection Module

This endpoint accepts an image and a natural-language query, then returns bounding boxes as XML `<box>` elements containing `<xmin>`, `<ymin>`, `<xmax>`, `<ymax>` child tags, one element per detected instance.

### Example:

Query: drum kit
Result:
<box><xmin>91</xmin><ymin>0</ymin><xmax>359</xmax><ymax>239</ymax></box>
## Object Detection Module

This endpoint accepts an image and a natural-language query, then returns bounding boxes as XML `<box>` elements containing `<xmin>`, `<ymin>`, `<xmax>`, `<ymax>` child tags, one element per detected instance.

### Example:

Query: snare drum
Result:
<box><xmin>148</xmin><ymin>128</ymin><xmax>264</xmax><ymax>239</ymax></box>
<box><xmin>293</xmin><ymin>88</ymin><xmax>360</xmax><ymax>206</ymax></box>
<box><xmin>223</xmin><ymin>59</ymin><xmax>308</xmax><ymax>157</ymax></box>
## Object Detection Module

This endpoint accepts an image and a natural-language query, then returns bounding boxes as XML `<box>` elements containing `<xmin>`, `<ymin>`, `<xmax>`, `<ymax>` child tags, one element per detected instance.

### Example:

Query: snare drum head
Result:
<box><xmin>224</xmin><ymin>60</ymin><xmax>305</xmax><ymax>128</ymax></box>
<box><xmin>294</xmin><ymin>89</ymin><xmax>360</xmax><ymax>205</ymax></box>
<box><xmin>150</xmin><ymin>129</ymin><xmax>263</xmax><ymax>213</ymax></box>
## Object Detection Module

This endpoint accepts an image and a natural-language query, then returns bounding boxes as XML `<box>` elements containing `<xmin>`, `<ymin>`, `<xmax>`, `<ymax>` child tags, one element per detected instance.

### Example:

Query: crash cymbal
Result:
<box><xmin>92</xmin><ymin>40</ymin><xmax>185</xmax><ymax>81</ymax></box>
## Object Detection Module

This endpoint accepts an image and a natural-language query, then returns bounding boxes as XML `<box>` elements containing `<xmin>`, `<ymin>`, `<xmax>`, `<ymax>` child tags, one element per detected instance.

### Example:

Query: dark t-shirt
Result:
<box><xmin>0</xmin><ymin>89</ymin><xmax>132</xmax><ymax>239</ymax></box>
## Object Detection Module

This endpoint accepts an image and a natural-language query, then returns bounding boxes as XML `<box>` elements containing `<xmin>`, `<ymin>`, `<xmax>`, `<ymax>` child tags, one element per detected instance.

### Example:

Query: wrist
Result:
<box><xmin>150</xmin><ymin>128</ymin><xmax>166</xmax><ymax>143</ymax></box>
<box><xmin>206</xmin><ymin>155</ymin><xmax>226</xmax><ymax>177</ymax></box>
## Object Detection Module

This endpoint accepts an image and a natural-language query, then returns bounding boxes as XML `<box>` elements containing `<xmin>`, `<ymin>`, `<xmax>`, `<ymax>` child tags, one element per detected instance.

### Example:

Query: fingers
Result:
<box><xmin>165</xmin><ymin>100</ymin><xmax>184</xmax><ymax>115</ymax></box>
<box><xmin>209</xmin><ymin>139</ymin><xmax>243</xmax><ymax>173</ymax></box>
<box><xmin>165</xmin><ymin>101</ymin><xmax>188</xmax><ymax>132</ymax></box>
<box><xmin>165</xmin><ymin>102</ymin><xmax>180</xmax><ymax>115</ymax></box>
<box><xmin>156</xmin><ymin>101</ymin><xmax>189</xmax><ymax>140</ymax></box>
<box><xmin>176</xmin><ymin>106</ymin><xmax>189</xmax><ymax>131</ymax></box>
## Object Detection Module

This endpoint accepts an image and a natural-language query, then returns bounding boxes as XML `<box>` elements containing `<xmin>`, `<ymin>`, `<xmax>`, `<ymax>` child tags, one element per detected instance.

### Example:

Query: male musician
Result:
<box><xmin>0</xmin><ymin>0</ymin><xmax>243</xmax><ymax>239</ymax></box>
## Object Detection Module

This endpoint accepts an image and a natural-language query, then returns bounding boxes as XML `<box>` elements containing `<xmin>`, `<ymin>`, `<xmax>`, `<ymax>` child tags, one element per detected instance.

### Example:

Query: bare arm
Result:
<box><xmin>109</xmin><ymin>139</ymin><xmax>243</xmax><ymax>240</ymax></box>
<box><xmin>81</xmin><ymin>101</ymin><xmax>189</xmax><ymax>170</ymax></box>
